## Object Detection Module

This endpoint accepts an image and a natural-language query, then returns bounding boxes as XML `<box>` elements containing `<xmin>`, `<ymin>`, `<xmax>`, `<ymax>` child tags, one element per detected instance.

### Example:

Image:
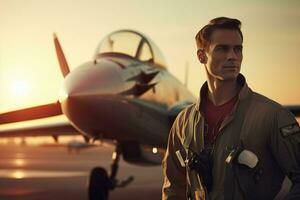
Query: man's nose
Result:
<box><xmin>227</xmin><ymin>48</ymin><xmax>238</xmax><ymax>60</ymax></box>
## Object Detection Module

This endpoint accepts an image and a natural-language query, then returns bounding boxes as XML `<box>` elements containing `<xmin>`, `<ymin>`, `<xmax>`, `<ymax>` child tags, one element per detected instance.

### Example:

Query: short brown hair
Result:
<box><xmin>195</xmin><ymin>17</ymin><xmax>243</xmax><ymax>50</ymax></box>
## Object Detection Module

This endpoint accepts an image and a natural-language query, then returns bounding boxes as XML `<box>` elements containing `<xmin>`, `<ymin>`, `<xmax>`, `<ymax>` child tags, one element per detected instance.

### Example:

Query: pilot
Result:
<box><xmin>162</xmin><ymin>17</ymin><xmax>300</xmax><ymax>200</ymax></box>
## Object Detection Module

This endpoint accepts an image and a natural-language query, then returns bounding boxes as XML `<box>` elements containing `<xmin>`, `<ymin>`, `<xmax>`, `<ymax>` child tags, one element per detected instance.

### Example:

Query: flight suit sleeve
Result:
<box><xmin>162</xmin><ymin>114</ymin><xmax>187</xmax><ymax>200</ymax></box>
<box><xmin>269</xmin><ymin>108</ymin><xmax>300</xmax><ymax>200</ymax></box>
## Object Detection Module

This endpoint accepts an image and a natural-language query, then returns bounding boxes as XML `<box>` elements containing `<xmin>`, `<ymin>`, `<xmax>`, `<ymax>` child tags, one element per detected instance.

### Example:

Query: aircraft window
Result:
<box><xmin>136</xmin><ymin>40</ymin><xmax>152</xmax><ymax>62</ymax></box>
<box><xmin>95</xmin><ymin>30</ymin><xmax>167</xmax><ymax>68</ymax></box>
<box><xmin>98</xmin><ymin>32</ymin><xmax>141</xmax><ymax>58</ymax></box>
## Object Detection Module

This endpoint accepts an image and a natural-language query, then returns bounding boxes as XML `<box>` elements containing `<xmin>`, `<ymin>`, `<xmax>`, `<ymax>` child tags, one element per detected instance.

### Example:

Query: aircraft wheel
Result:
<box><xmin>88</xmin><ymin>167</ymin><xmax>110</xmax><ymax>200</ymax></box>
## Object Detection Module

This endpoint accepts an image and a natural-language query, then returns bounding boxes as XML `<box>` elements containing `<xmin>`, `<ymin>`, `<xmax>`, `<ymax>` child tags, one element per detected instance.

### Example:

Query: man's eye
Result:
<box><xmin>216</xmin><ymin>46</ymin><xmax>228</xmax><ymax>51</ymax></box>
<box><xmin>234</xmin><ymin>46</ymin><xmax>243</xmax><ymax>53</ymax></box>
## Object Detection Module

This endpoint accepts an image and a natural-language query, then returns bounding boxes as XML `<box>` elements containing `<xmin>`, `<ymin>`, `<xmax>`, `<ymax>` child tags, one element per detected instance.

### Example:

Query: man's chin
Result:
<box><xmin>221</xmin><ymin>73</ymin><xmax>239</xmax><ymax>81</ymax></box>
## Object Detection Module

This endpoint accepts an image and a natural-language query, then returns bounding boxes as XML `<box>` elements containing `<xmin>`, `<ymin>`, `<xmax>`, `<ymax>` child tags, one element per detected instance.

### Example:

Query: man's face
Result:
<box><xmin>198</xmin><ymin>29</ymin><xmax>243</xmax><ymax>81</ymax></box>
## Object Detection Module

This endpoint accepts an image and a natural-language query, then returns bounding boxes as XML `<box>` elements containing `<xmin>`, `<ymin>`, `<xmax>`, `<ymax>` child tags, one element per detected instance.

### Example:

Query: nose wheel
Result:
<box><xmin>88</xmin><ymin>144</ymin><xmax>134</xmax><ymax>200</ymax></box>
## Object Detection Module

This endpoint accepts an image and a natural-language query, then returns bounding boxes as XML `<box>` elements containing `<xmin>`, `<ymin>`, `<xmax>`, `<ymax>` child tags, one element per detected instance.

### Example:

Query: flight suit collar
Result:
<box><xmin>195</xmin><ymin>74</ymin><xmax>251</xmax><ymax>112</ymax></box>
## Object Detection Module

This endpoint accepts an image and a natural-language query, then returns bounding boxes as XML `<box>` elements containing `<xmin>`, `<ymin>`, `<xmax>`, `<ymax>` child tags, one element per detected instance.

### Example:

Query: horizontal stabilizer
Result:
<box><xmin>0</xmin><ymin>102</ymin><xmax>62</xmax><ymax>125</ymax></box>
<box><xmin>0</xmin><ymin>122</ymin><xmax>78</xmax><ymax>138</ymax></box>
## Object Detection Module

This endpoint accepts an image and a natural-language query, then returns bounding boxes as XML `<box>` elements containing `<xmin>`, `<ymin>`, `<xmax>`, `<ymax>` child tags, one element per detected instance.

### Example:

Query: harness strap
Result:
<box><xmin>183</xmin><ymin>106</ymin><xmax>206</xmax><ymax>200</ymax></box>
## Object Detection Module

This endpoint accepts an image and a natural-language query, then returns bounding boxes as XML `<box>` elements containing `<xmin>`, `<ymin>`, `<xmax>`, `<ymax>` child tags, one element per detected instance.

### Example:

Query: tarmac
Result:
<box><xmin>0</xmin><ymin>144</ymin><xmax>163</xmax><ymax>200</ymax></box>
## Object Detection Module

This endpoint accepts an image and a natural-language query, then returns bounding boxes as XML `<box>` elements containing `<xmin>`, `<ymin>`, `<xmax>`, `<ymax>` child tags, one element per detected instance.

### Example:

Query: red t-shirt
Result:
<box><xmin>201</xmin><ymin>94</ymin><xmax>238</xmax><ymax>145</ymax></box>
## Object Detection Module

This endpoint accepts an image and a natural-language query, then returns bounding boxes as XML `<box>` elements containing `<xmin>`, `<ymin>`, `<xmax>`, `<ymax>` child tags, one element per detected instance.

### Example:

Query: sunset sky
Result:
<box><xmin>1</xmin><ymin>0</ymin><xmax>299</xmax><ymax>113</ymax></box>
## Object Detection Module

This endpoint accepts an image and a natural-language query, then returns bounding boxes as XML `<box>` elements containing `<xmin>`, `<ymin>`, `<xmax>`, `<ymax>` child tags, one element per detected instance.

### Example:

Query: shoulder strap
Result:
<box><xmin>182</xmin><ymin>105</ymin><xmax>207</xmax><ymax>200</ymax></box>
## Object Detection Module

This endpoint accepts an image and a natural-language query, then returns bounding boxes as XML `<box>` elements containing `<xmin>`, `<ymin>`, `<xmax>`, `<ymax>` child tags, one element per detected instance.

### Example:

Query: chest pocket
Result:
<box><xmin>233</xmin><ymin>162</ymin><xmax>265</xmax><ymax>200</ymax></box>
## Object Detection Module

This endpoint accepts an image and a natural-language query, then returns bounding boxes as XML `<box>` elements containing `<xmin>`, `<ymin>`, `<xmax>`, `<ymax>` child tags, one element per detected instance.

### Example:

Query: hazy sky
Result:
<box><xmin>1</xmin><ymin>0</ymin><xmax>300</xmax><ymax>112</ymax></box>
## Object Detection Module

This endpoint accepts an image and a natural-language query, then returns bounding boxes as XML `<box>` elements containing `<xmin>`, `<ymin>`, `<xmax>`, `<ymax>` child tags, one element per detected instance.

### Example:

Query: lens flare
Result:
<box><xmin>12</xmin><ymin>170</ymin><xmax>25</xmax><ymax>179</ymax></box>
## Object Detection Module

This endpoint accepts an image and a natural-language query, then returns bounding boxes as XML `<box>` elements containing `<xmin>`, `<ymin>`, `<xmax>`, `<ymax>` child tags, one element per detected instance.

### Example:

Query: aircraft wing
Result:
<box><xmin>285</xmin><ymin>105</ymin><xmax>300</xmax><ymax>117</ymax></box>
<box><xmin>0</xmin><ymin>103</ymin><xmax>80</xmax><ymax>137</ymax></box>
<box><xmin>0</xmin><ymin>102</ymin><xmax>62</xmax><ymax>124</ymax></box>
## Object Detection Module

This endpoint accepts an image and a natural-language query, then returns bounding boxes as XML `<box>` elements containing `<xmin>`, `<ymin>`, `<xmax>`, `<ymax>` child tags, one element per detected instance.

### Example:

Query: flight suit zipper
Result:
<box><xmin>206</xmin><ymin>103</ymin><xmax>238</xmax><ymax>199</ymax></box>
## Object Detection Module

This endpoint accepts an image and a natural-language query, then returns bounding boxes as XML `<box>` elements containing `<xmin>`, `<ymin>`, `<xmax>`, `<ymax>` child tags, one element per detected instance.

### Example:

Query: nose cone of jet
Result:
<box><xmin>58</xmin><ymin>60</ymin><xmax>125</xmax><ymax>136</ymax></box>
<box><xmin>62</xmin><ymin>60</ymin><xmax>124</xmax><ymax>98</ymax></box>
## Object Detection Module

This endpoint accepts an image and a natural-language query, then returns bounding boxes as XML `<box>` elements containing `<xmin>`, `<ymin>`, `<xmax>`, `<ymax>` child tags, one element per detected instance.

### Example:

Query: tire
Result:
<box><xmin>88</xmin><ymin>167</ymin><xmax>110</xmax><ymax>200</ymax></box>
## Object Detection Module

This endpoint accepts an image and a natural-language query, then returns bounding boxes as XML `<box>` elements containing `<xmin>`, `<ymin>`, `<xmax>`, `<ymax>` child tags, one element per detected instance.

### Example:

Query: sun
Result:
<box><xmin>12</xmin><ymin>80</ymin><xmax>28</xmax><ymax>97</ymax></box>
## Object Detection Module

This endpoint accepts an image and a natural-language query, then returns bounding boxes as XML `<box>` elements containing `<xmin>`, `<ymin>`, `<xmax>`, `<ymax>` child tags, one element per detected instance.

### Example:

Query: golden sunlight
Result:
<box><xmin>11</xmin><ymin>80</ymin><xmax>29</xmax><ymax>97</ymax></box>
<box><xmin>14</xmin><ymin>159</ymin><xmax>25</xmax><ymax>167</ymax></box>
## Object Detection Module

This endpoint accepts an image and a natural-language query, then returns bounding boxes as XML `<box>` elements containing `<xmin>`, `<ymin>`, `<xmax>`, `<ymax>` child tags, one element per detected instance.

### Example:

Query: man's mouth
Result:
<box><xmin>223</xmin><ymin>65</ymin><xmax>237</xmax><ymax>68</ymax></box>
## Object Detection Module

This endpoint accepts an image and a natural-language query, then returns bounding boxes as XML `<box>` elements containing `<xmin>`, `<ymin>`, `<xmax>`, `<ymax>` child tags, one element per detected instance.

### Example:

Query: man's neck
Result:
<box><xmin>206</xmin><ymin>75</ymin><xmax>240</xmax><ymax>106</ymax></box>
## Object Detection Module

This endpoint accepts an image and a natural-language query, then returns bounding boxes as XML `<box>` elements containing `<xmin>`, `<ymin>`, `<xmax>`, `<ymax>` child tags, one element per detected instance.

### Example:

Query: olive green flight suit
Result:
<box><xmin>162</xmin><ymin>74</ymin><xmax>300</xmax><ymax>200</ymax></box>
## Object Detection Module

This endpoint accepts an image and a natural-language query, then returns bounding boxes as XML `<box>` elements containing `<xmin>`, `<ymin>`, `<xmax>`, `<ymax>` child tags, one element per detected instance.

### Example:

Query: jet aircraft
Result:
<box><xmin>0</xmin><ymin>30</ymin><xmax>299</xmax><ymax>200</ymax></box>
<box><xmin>0</xmin><ymin>30</ymin><xmax>196</xmax><ymax>200</ymax></box>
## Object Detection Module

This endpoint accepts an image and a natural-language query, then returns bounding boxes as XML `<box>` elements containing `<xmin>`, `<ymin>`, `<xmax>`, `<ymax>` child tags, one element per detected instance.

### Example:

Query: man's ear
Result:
<box><xmin>197</xmin><ymin>49</ymin><xmax>207</xmax><ymax>64</ymax></box>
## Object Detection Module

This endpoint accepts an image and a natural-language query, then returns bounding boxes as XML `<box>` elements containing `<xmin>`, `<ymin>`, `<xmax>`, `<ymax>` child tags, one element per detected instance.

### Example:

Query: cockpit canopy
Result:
<box><xmin>94</xmin><ymin>30</ymin><xmax>167</xmax><ymax>68</ymax></box>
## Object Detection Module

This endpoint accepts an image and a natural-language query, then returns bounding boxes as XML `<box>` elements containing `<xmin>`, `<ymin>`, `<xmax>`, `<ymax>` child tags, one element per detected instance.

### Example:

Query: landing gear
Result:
<box><xmin>88</xmin><ymin>144</ymin><xmax>134</xmax><ymax>200</ymax></box>
<box><xmin>88</xmin><ymin>167</ymin><xmax>110</xmax><ymax>200</ymax></box>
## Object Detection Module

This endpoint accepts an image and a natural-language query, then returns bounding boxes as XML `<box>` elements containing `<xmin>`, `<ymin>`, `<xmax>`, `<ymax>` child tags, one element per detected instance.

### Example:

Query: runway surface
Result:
<box><xmin>0</xmin><ymin>141</ymin><xmax>293</xmax><ymax>200</ymax></box>
<box><xmin>0</xmin><ymin>144</ymin><xmax>163</xmax><ymax>200</ymax></box>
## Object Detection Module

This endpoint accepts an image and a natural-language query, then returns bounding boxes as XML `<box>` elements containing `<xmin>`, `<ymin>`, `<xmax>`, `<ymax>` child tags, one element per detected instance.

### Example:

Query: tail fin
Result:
<box><xmin>53</xmin><ymin>33</ymin><xmax>70</xmax><ymax>77</ymax></box>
